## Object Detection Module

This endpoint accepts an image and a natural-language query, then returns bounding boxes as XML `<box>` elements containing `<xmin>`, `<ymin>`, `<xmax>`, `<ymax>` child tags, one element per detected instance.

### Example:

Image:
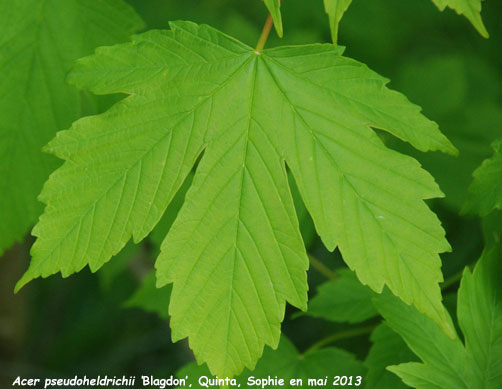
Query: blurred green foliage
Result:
<box><xmin>1</xmin><ymin>0</ymin><xmax>500</xmax><ymax>386</ymax></box>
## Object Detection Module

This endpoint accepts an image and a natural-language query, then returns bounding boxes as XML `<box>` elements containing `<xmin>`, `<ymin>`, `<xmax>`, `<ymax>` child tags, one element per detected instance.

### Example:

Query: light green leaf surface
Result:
<box><xmin>375</xmin><ymin>245</ymin><xmax>502</xmax><ymax>388</ymax></box>
<box><xmin>324</xmin><ymin>0</ymin><xmax>353</xmax><ymax>44</ymax></box>
<box><xmin>0</xmin><ymin>0</ymin><xmax>143</xmax><ymax>256</ymax></box>
<box><xmin>431</xmin><ymin>0</ymin><xmax>488</xmax><ymax>37</ymax></box>
<box><xmin>464</xmin><ymin>139</ymin><xmax>502</xmax><ymax>216</ymax></box>
<box><xmin>263</xmin><ymin>0</ymin><xmax>283</xmax><ymax>37</ymax></box>
<box><xmin>364</xmin><ymin>324</ymin><xmax>416</xmax><ymax>389</ymax></box>
<box><xmin>18</xmin><ymin>21</ymin><xmax>455</xmax><ymax>375</ymax></box>
<box><xmin>306</xmin><ymin>268</ymin><xmax>377</xmax><ymax>323</ymax></box>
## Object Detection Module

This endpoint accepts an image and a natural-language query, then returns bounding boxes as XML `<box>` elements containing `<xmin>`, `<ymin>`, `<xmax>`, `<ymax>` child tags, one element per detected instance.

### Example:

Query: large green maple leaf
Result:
<box><xmin>0</xmin><ymin>0</ymin><xmax>143</xmax><ymax>255</ymax></box>
<box><xmin>17</xmin><ymin>21</ymin><xmax>457</xmax><ymax>376</ymax></box>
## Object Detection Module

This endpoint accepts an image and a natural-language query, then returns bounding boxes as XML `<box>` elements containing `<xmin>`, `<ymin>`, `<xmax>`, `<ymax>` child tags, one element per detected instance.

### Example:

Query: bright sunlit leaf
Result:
<box><xmin>18</xmin><ymin>21</ymin><xmax>456</xmax><ymax>376</ymax></box>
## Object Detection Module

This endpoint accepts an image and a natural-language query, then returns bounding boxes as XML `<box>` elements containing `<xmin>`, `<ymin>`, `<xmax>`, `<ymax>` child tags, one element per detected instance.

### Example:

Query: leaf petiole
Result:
<box><xmin>302</xmin><ymin>324</ymin><xmax>377</xmax><ymax>356</ymax></box>
<box><xmin>255</xmin><ymin>13</ymin><xmax>274</xmax><ymax>53</ymax></box>
<box><xmin>308</xmin><ymin>254</ymin><xmax>339</xmax><ymax>280</ymax></box>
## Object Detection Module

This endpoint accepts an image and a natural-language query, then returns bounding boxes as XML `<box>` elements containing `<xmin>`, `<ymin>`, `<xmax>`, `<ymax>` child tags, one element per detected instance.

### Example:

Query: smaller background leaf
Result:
<box><xmin>125</xmin><ymin>272</ymin><xmax>171</xmax><ymax>320</ymax></box>
<box><xmin>457</xmin><ymin>244</ymin><xmax>502</xmax><ymax>386</ymax></box>
<box><xmin>373</xmin><ymin>289</ymin><xmax>471</xmax><ymax>388</ymax></box>
<box><xmin>98</xmin><ymin>242</ymin><xmax>140</xmax><ymax>291</ymax></box>
<box><xmin>376</xmin><ymin>242</ymin><xmax>502</xmax><ymax>388</ymax></box>
<box><xmin>305</xmin><ymin>268</ymin><xmax>377</xmax><ymax>323</ymax></box>
<box><xmin>289</xmin><ymin>173</ymin><xmax>317</xmax><ymax>249</ymax></box>
<box><xmin>482</xmin><ymin>211</ymin><xmax>502</xmax><ymax>249</ymax></box>
<box><xmin>324</xmin><ymin>0</ymin><xmax>353</xmax><ymax>44</ymax></box>
<box><xmin>431</xmin><ymin>0</ymin><xmax>489</xmax><ymax>37</ymax></box>
<box><xmin>463</xmin><ymin>139</ymin><xmax>502</xmax><ymax>216</ymax></box>
<box><xmin>242</xmin><ymin>336</ymin><xmax>366</xmax><ymax>383</ymax></box>
<box><xmin>364</xmin><ymin>324</ymin><xmax>416</xmax><ymax>389</ymax></box>
<box><xmin>263</xmin><ymin>0</ymin><xmax>283</xmax><ymax>37</ymax></box>
<box><xmin>178</xmin><ymin>336</ymin><xmax>366</xmax><ymax>388</ymax></box>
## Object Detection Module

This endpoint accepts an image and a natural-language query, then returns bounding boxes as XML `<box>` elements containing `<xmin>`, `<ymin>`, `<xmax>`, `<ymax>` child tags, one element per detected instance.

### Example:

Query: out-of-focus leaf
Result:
<box><xmin>482</xmin><ymin>211</ymin><xmax>502</xmax><ymax>249</ymax></box>
<box><xmin>98</xmin><ymin>242</ymin><xmax>140</xmax><ymax>291</ymax></box>
<box><xmin>456</xmin><ymin>244</ymin><xmax>502</xmax><ymax>386</ymax></box>
<box><xmin>431</xmin><ymin>0</ymin><xmax>488</xmax><ymax>38</ymax></box>
<box><xmin>0</xmin><ymin>0</ymin><xmax>144</xmax><ymax>256</ymax></box>
<box><xmin>305</xmin><ymin>269</ymin><xmax>377</xmax><ymax>323</ymax></box>
<box><xmin>364</xmin><ymin>324</ymin><xmax>416</xmax><ymax>389</ymax></box>
<box><xmin>178</xmin><ymin>336</ymin><xmax>366</xmax><ymax>388</ymax></box>
<box><xmin>392</xmin><ymin>55</ymin><xmax>502</xmax><ymax>211</ymax></box>
<box><xmin>125</xmin><ymin>272</ymin><xmax>171</xmax><ymax>320</ymax></box>
<box><xmin>375</xmin><ymin>244</ymin><xmax>502</xmax><ymax>388</ymax></box>
<box><xmin>396</xmin><ymin>56</ymin><xmax>469</xmax><ymax>118</ymax></box>
<box><xmin>289</xmin><ymin>173</ymin><xmax>316</xmax><ymax>249</ymax></box>
<box><xmin>374</xmin><ymin>290</ymin><xmax>470</xmax><ymax>388</ymax></box>
<box><xmin>464</xmin><ymin>139</ymin><xmax>502</xmax><ymax>216</ymax></box>
<box><xmin>241</xmin><ymin>336</ymin><xmax>366</xmax><ymax>383</ymax></box>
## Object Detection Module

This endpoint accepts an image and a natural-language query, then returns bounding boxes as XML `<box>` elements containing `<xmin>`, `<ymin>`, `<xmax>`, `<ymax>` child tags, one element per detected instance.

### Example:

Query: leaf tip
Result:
<box><xmin>448</xmin><ymin>143</ymin><xmax>460</xmax><ymax>157</ymax></box>
<box><xmin>436</xmin><ymin>136</ymin><xmax>459</xmax><ymax>156</ymax></box>
<box><xmin>14</xmin><ymin>271</ymin><xmax>34</xmax><ymax>294</ymax></box>
<box><xmin>275</xmin><ymin>24</ymin><xmax>284</xmax><ymax>38</ymax></box>
<box><xmin>474</xmin><ymin>20</ymin><xmax>489</xmax><ymax>39</ymax></box>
